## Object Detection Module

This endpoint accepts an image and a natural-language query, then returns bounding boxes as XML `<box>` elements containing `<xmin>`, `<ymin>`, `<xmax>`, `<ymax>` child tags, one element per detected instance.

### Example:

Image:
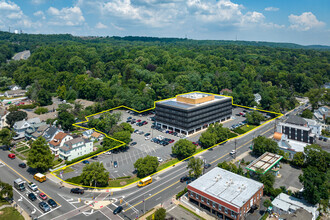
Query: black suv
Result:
<box><xmin>19</xmin><ymin>163</ymin><xmax>26</xmax><ymax>168</ymax></box>
<box><xmin>70</xmin><ymin>188</ymin><xmax>84</xmax><ymax>194</ymax></box>
<box><xmin>28</xmin><ymin>193</ymin><xmax>37</xmax><ymax>201</ymax></box>
<box><xmin>204</xmin><ymin>163</ymin><xmax>211</xmax><ymax>169</ymax></box>
<box><xmin>91</xmin><ymin>156</ymin><xmax>98</xmax><ymax>160</ymax></box>
<box><xmin>47</xmin><ymin>199</ymin><xmax>57</xmax><ymax>208</ymax></box>
<box><xmin>180</xmin><ymin>176</ymin><xmax>190</xmax><ymax>183</ymax></box>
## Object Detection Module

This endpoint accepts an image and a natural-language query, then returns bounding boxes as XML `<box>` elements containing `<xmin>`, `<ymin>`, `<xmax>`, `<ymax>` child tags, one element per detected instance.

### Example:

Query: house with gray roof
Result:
<box><xmin>25</xmin><ymin>122</ymin><xmax>47</xmax><ymax>140</ymax></box>
<box><xmin>59</xmin><ymin>137</ymin><xmax>93</xmax><ymax>161</ymax></box>
<box><xmin>42</xmin><ymin>126</ymin><xmax>62</xmax><ymax>142</ymax></box>
<box><xmin>314</xmin><ymin>106</ymin><xmax>329</xmax><ymax>123</ymax></box>
<box><xmin>13</xmin><ymin>117</ymin><xmax>41</xmax><ymax>140</ymax></box>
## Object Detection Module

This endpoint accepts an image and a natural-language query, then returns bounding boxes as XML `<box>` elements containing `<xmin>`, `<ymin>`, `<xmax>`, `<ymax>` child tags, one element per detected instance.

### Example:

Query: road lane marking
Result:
<box><xmin>0</xmin><ymin>159</ymin><xmax>61</xmax><ymax>207</ymax></box>
<box><xmin>99</xmin><ymin>210</ymin><xmax>111</xmax><ymax>220</ymax></box>
<box><xmin>13</xmin><ymin>187</ymin><xmax>43</xmax><ymax>214</ymax></box>
<box><xmin>155</xmin><ymin>197</ymin><xmax>161</xmax><ymax>201</ymax></box>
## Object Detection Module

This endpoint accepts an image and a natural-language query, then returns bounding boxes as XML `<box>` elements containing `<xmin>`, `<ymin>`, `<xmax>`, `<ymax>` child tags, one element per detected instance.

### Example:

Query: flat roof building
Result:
<box><xmin>187</xmin><ymin>167</ymin><xmax>263</xmax><ymax>220</ymax></box>
<box><xmin>245</xmin><ymin>152</ymin><xmax>282</xmax><ymax>175</ymax></box>
<box><xmin>155</xmin><ymin>92</ymin><xmax>232</xmax><ymax>135</ymax></box>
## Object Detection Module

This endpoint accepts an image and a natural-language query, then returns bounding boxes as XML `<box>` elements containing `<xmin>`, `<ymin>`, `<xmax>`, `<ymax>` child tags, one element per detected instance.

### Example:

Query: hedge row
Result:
<box><xmin>176</xmin><ymin>187</ymin><xmax>187</xmax><ymax>199</ymax></box>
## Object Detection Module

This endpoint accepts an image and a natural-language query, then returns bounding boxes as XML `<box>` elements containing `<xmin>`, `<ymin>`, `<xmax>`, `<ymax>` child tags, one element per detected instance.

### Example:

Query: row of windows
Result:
<box><xmin>189</xmin><ymin>191</ymin><xmax>237</xmax><ymax>218</ymax></box>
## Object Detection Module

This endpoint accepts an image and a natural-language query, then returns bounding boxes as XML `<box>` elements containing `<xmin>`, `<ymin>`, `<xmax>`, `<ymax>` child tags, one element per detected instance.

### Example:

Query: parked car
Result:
<box><xmin>105</xmin><ymin>151</ymin><xmax>112</xmax><ymax>155</ymax></box>
<box><xmin>28</xmin><ymin>193</ymin><xmax>37</xmax><ymax>201</ymax></box>
<box><xmin>145</xmin><ymin>136</ymin><xmax>150</xmax><ymax>140</ymax></box>
<box><xmin>204</xmin><ymin>164</ymin><xmax>211</xmax><ymax>169</ymax></box>
<box><xmin>230</xmin><ymin>150</ymin><xmax>236</xmax><ymax>155</ymax></box>
<box><xmin>39</xmin><ymin>201</ymin><xmax>51</xmax><ymax>212</ymax></box>
<box><xmin>139</xmin><ymin>131</ymin><xmax>145</xmax><ymax>135</ymax></box>
<box><xmin>144</xmin><ymin>133</ymin><xmax>150</xmax><ymax>136</ymax></box>
<box><xmin>192</xmin><ymin>142</ymin><xmax>198</xmax><ymax>146</ymax></box>
<box><xmin>130</xmin><ymin>142</ymin><xmax>137</xmax><ymax>146</ymax></box>
<box><xmin>134</xmin><ymin>129</ymin><xmax>139</xmax><ymax>133</ymax></box>
<box><xmin>157</xmin><ymin>157</ymin><xmax>163</xmax><ymax>163</ymax></box>
<box><xmin>114</xmin><ymin>161</ymin><xmax>118</xmax><ymax>168</ymax></box>
<box><xmin>143</xmin><ymin>121</ymin><xmax>148</xmax><ymax>125</ymax></box>
<box><xmin>8</xmin><ymin>153</ymin><xmax>15</xmax><ymax>159</ymax></box>
<box><xmin>19</xmin><ymin>163</ymin><xmax>26</xmax><ymax>168</ymax></box>
<box><xmin>113</xmin><ymin>206</ymin><xmax>123</xmax><ymax>215</ymax></box>
<box><xmin>82</xmin><ymin>160</ymin><xmax>90</xmax><ymax>164</ymax></box>
<box><xmin>91</xmin><ymin>156</ymin><xmax>98</xmax><ymax>160</ymax></box>
<box><xmin>127</xmin><ymin>116</ymin><xmax>132</xmax><ymax>120</ymax></box>
<box><xmin>28</xmin><ymin>182</ymin><xmax>38</xmax><ymax>191</ymax></box>
<box><xmin>47</xmin><ymin>199</ymin><xmax>57</xmax><ymax>208</ymax></box>
<box><xmin>137</xmin><ymin>119</ymin><xmax>141</xmax><ymax>122</ymax></box>
<box><xmin>180</xmin><ymin>176</ymin><xmax>190</xmax><ymax>183</ymax></box>
<box><xmin>39</xmin><ymin>192</ymin><xmax>47</xmax><ymax>200</ymax></box>
<box><xmin>70</xmin><ymin>188</ymin><xmax>84</xmax><ymax>194</ymax></box>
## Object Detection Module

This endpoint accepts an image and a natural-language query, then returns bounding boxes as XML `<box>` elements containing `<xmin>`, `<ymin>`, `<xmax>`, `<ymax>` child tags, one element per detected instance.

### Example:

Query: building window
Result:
<box><xmin>244</xmin><ymin>207</ymin><xmax>245</xmax><ymax>213</ymax></box>
<box><xmin>212</xmin><ymin>203</ymin><xmax>216</xmax><ymax>208</ymax></box>
<box><xmin>201</xmin><ymin>197</ymin><xmax>204</xmax><ymax>202</ymax></box>
<box><xmin>218</xmin><ymin>205</ymin><xmax>222</xmax><ymax>211</ymax></box>
<box><xmin>225</xmin><ymin>208</ymin><xmax>228</xmax><ymax>214</ymax></box>
<box><xmin>195</xmin><ymin>194</ymin><xmax>198</xmax><ymax>199</ymax></box>
<box><xmin>207</xmin><ymin>200</ymin><xmax>210</xmax><ymax>205</ymax></box>
<box><xmin>231</xmin><ymin>211</ymin><xmax>236</xmax><ymax>217</ymax></box>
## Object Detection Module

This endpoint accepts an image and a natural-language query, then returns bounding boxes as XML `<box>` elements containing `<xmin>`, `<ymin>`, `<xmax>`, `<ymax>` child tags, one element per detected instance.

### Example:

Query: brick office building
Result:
<box><xmin>187</xmin><ymin>167</ymin><xmax>264</xmax><ymax>220</ymax></box>
<box><xmin>155</xmin><ymin>92</ymin><xmax>232</xmax><ymax>135</ymax></box>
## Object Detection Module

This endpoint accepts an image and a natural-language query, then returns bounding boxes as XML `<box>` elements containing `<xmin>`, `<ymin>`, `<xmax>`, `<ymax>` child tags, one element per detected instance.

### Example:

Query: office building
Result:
<box><xmin>155</xmin><ymin>92</ymin><xmax>232</xmax><ymax>135</ymax></box>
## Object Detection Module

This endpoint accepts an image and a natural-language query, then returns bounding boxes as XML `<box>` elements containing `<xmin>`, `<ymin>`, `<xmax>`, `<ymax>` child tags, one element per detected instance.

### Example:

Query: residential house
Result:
<box><xmin>82</xmin><ymin>129</ymin><xmax>94</xmax><ymax>139</ymax></box>
<box><xmin>0</xmin><ymin>108</ymin><xmax>8</xmax><ymax>129</ymax></box>
<box><xmin>272</xmin><ymin>193</ymin><xmax>319</xmax><ymax>220</ymax></box>
<box><xmin>4</xmin><ymin>89</ymin><xmax>27</xmax><ymax>98</ymax></box>
<box><xmin>8</xmin><ymin>85</ymin><xmax>22</xmax><ymax>90</ymax></box>
<box><xmin>42</xmin><ymin>126</ymin><xmax>62</xmax><ymax>142</ymax></box>
<box><xmin>273</xmin><ymin>132</ymin><xmax>307</xmax><ymax>159</ymax></box>
<box><xmin>254</xmin><ymin>93</ymin><xmax>262</xmax><ymax>105</ymax></box>
<box><xmin>313</xmin><ymin>106</ymin><xmax>329</xmax><ymax>123</ymax></box>
<box><xmin>13</xmin><ymin>117</ymin><xmax>41</xmax><ymax>140</ymax></box>
<box><xmin>91</xmin><ymin>132</ymin><xmax>104</xmax><ymax>141</ymax></box>
<box><xmin>49</xmin><ymin>132</ymin><xmax>73</xmax><ymax>156</ymax></box>
<box><xmin>30</xmin><ymin>124</ymin><xmax>49</xmax><ymax>140</ymax></box>
<box><xmin>59</xmin><ymin>137</ymin><xmax>93</xmax><ymax>161</ymax></box>
<box><xmin>25</xmin><ymin>122</ymin><xmax>47</xmax><ymax>140</ymax></box>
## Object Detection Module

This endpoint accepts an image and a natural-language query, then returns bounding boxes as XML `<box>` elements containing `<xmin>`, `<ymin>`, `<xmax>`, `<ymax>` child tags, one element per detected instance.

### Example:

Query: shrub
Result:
<box><xmin>65</xmin><ymin>175</ymin><xmax>83</xmax><ymax>185</ymax></box>
<box><xmin>176</xmin><ymin>188</ymin><xmax>187</xmax><ymax>199</ymax></box>
<box><xmin>34</xmin><ymin>107</ymin><xmax>48</xmax><ymax>115</ymax></box>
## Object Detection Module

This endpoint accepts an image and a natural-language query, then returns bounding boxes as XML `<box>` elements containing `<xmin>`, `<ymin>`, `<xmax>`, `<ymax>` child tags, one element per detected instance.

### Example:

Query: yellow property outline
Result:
<box><xmin>50</xmin><ymin>91</ymin><xmax>282</xmax><ymax>189</ymax></box>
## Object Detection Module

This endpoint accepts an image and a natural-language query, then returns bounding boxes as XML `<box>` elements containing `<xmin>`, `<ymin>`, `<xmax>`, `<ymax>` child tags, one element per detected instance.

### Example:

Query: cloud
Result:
<box><xmin>111</xmin><ymin>23</ymin><xmax>125</xmax><ymax>31</ymax></box>
<box><xmin>0</xmin><ymin>0</ymin><xmax>32</xmax><ymax>29</ymax></box>
<box><xmin>289</xmin><ymin>12</ymin><xmax>325</xmax><ymax>31</ymax></box>
<box><xmin>33</xmin><ymin>10</ymin><xmax>45</xmax><ymax>20</ymax></box>
<box><xmin>31</xmin><ymin>0</ymin><xmax>45</xmax><ymax>5</ymax></box>
<box><xmin>47</xmin><ymin>6</ymin><xmax>85</xmax><ymax>26</ymax></box>
<box><xmin>95</xmin><ymin>22</ymin><xmax>107</xmax><ymax>29</ymax></box>
<box><xmin>264</xmin><ymin>7</ymin><xmax>279</xmax><ymax>12</ymax></box>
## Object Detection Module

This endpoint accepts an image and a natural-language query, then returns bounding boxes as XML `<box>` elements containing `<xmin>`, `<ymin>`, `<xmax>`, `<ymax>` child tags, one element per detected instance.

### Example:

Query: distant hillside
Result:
<box><xmin>0</xmin><ymin>31</ymin><xmax>329</xmax><ymax>50</ymax></box>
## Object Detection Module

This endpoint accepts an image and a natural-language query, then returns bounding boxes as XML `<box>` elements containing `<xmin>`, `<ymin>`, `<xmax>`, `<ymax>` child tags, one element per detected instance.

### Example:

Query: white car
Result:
<box><xmin>28</xmin><ymin>182</ymin><xmax>38</xmax><ymax>191</ymax></box>
<box><xmin>105</xmin><ymin>151</ymin><xmax>111</xmax><ymax>155</ymax></box>
<box><xmin>230</xmin><ymin>150</ymin><xmax>236</xmax><ymax>155</ymax></box>
<box><xmin>145</xmin><ymin>136</ymin><xmax>150</xmax><ymax>140</ymax></box>
<box><xmin>157</xmin><ymin>157</ymin><xmax>163</xmax><ymax>163</ymax></box>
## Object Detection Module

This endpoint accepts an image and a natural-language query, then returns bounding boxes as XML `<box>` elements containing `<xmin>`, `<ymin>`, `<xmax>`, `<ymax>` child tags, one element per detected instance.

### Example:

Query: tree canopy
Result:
<box><xmin>252</xmin><ymin>136</ymin><xmax>279</xmax><ymax>156</ymax></box>
<box><xmin>246</xmin><ymin>111</ymin><xmax>264</xmax><ymax>125</ymax></box>
<box><xmin>134</xmin><ymin>155</ymin><xmax>159</xmax><ymax>178</ymax></box>
<box><xmin>187</xmin><ymin>157</ymin><xmax>203</xmax><ymax>179</ymax></box>
<box><xmin>171</xmin><ymin>139</ymin><xmax>196</xmax><ymax>160</ymax></box>
<box><xmin>27</xmin><ymin>137</ymin><xmax>54</xmax><ymax>172</ymax></box>
<box><xmin>6</xmin><ymin>111</ymin><xmax>27</xmax><ymax>127</ymax></box>
<box><xmin>81</xmin><ymin>162</ymin><xmax>109</xmax><ymax>187</ymax></box>
<box><xmin>199</xmin><ymin>123</ymin><xmax>231</xmax><ymax>148</ymax></box>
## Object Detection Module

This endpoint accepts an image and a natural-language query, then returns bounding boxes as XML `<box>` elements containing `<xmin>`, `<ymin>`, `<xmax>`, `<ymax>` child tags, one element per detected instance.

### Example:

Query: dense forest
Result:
<box><xmin>0</xmin><ymin>31</ymin><xmax>329</xmax><ymax>116</ymax></box>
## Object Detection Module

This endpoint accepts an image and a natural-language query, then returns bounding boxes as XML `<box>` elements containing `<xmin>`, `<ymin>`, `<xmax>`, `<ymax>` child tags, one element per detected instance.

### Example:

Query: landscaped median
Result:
<box><xmin>233</xmin><ymin>124</ymin><xmax>257</xmax><ymax>134</ymax></box>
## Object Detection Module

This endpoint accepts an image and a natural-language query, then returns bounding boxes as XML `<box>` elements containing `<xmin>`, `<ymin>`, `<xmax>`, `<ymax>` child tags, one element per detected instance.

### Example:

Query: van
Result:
<box><xmin>34</xmin><ymin>173</ymin><xmax>46</xmax><ymax>183</ymax></box>
<box><xmin>137</xmin><ymin>176</ymin><xmax>152</xmax><ymax>187</ymax></box>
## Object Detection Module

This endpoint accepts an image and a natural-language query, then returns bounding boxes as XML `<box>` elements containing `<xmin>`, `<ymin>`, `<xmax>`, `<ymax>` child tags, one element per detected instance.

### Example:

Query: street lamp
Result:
<box><xmin>143</xmin><ymin>193</ymin><xmax>151</xmax><ymax>214</ymax></box>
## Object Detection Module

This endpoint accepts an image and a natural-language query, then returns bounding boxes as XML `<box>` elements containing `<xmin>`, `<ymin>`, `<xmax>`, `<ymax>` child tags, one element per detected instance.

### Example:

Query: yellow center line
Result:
<box><xmin>124</xmin><ymin>180</ymin><xmax>180</xmax><ymax>212</ymax></box>
<box><xmin>211</xmin><ymin>126</ymin><xmax>274</xmax><ymax>164</ymax></box>
<box><xmin>0</xmin><ymin>159</ymin><xmax>61</xmax><ymax>206</ymax></box>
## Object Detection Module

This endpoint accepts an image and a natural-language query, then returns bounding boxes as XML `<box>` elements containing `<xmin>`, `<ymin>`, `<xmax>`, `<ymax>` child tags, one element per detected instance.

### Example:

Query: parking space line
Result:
<box><xmin>14</xmin><ymin>188</ymin><xmax>43</xmax><ymax>214</ymax></box>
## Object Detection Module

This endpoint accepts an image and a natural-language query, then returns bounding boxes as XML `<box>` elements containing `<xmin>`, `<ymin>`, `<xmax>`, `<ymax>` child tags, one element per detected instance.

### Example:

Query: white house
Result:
<box><xmin>4</xmin><ymin>89</ymin><xmax>27</xmax><ymax>98</ymax></box>
<box><xmin>314</xmin><ymin>106</ymin><xmax>329</xmax><ymax>123</ymax></box>
<box><xmin>90</xmin><ymin>131</ymin><xmax>104</xmax><ymax>141</ymax></box>
<box><xmin>82</xmin><ymin>129</ymin><xmax>94</xmax><ymax>139</ymax></box>
<box><xmin>13</xmin><ymin>117</ymin><xmax>41</xmax><ymax>140</ymax></box>
<box><xmin>272</xmin><ymin>193</ymin><xmax>319</xmax><ymax>220</ymax></box>
<box><xmin>59</xmin><ymin>137</ymin><xmax>93</xmax><ymax>161</ymax></box>
<box><xmin>48</xmin><ymin>132</ymin><xmax>73</xmax><ymax>156</ymax></box>
<box><xmin>273</xmin><ymin>132</ymin><xmax>307</xmax><ymax>159</ymax></box>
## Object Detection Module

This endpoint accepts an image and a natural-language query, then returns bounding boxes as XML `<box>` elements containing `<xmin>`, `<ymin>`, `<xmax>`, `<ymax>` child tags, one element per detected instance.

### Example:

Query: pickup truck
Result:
<box><xmin>28</xmin><ymin>182</ymin><xmax>38</xmax><ymax>191</ymax></box>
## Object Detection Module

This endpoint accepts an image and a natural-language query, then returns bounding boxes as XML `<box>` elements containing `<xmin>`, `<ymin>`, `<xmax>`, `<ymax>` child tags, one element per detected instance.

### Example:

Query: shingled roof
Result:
<box><xmin>285</xmin><ymin>115</ymin><xmax>307</xmax><ymax>126</ymax></box>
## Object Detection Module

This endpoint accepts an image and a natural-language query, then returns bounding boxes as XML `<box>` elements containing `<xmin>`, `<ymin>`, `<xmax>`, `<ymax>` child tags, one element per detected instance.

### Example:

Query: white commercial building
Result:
<box><xmin>59</xmin><ymin>137</ymin><xmax>93</xmax><ymax>161</ymax></box>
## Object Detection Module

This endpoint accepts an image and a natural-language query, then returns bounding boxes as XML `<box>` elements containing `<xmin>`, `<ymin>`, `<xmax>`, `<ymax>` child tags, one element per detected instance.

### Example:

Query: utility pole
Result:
<box><xmin>235</xmin><ymin>139</ymin><xmax>237</xmax><ymax>159</ymax></box>
<box><xmin>143</xmin><ymin>194</ymin><xmax>151</xmax><ymax>214</ymax></box>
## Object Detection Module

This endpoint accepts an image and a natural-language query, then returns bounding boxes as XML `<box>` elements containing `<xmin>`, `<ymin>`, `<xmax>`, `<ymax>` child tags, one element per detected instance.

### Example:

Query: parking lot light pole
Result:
<box><xmin>143</xmin><ymin>193</ymin><xmax>151</xmax><ymax>214</ymax></box>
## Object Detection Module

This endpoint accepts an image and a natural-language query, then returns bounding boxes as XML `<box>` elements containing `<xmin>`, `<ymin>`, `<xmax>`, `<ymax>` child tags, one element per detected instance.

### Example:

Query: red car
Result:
<box><xmin>39</xmin><ymin>192</ymin><xmax>47</xmax><ymax>200</ymax></box>
<box><xmin>8</xmin><ymin>153</ymin><xmax>15</xmax><ymax>159</ymax></box>
<box><xmin>137</xmin><ymin>119</ymin><xmax>141</xmax><ymax>122</ymax></box>
<box><xmin>192</xmin><ymin>142</ymin><xmax>199</xmax><ymax>146</ymax></box>
<box><xmin>169</xmin><ymin>139</ymin><xmax>175</xmax><ymax>143</ymax></box>
<box><xmin>168</xmin><ymin>131</ymin><xmax>173</xmax><ymax>134</ymax></box>
<box><xmin>143</xmin><ymin>121</ymin><xmax>148</xmax><ymax>125</ymax></box>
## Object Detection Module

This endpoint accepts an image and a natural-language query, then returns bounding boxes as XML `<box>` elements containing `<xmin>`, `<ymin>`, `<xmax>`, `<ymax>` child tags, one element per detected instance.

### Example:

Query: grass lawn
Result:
<box><xmin>0</xmin><ymin>207</ymin><xmax>24</xmax><ymax>220</ymax></box>
<box><xmin>16</xmin><ymin>146</ymin><xmax>29</xmax><ymax>152</ymax></box>
<box><xmin>55</xmin><ymin>167</ymin><xmax>74</xmax><ymax>175</ymax></box>
<box><xmin>0</xmin><ymin>200</ymin><xmax>9</xmax><ymax>206</ymax></box>
<box><xmin>195</xmin><ymin>147</ymin><xmax>205</xmax><ymax>154</ymax></box>
<box><xmin>108</xmin><ymin>176</ymin><xmax>139</xmax><ymax>187</ymax></box>
<box><xmin>21</xmin><ymin>150</ymin><xmax>30</xmax><ymax>158</ymax></box>
<box><xmin>233</xmin><ymin>125</ymin><xmax>257</xmax><ymax>134</ymax></box>
<box><xmin>157</xmin><ymin>158</ymin><xmax>179</xmax><ymax>171</ymax></box>
<box><xmin>228</xmin><ymin>132</ymin><xmax>238</xmax><ymax>138</ymax></box>
<box><xmin>53</xmin><ymin>159</ymin><xmax>63</xmax><ymax>167</ymax></box>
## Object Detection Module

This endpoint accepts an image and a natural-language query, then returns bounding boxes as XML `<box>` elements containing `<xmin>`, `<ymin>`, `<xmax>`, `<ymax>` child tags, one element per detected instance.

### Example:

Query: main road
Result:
<box><xmin>0</xmin><ymin>115</ymin><xmax>278</xmax><ymax>219</ymax></box>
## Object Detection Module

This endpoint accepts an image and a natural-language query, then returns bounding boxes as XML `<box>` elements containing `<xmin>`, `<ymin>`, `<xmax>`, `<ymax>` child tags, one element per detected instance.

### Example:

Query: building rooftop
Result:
<box><xmin>157</xmin><ymin>92</ymin><xmax>231</xmax><ymax>110</ymax></box>
<box><xmin>246</xmin><ymin>152</ymin><xmax>283</xmax><ymax>174</ymax></box>
<box><xmin>273</xmin><ymin>193</ymin><xmax>318</xmax><ymax>218</ymax></box>
<box><xmin>285</xmin><ymin>115</ymin><xmax>307</xmax><ymax>126</ymax></box>
<box><xmin>49</xmin><ymin>132</ymin><xmax>68</xmax><ymax>146</ymax></box>
<box><xmin>188</xmin><ymin>167</ymin><xmax>263</xmax><ymax>209</ymax></box>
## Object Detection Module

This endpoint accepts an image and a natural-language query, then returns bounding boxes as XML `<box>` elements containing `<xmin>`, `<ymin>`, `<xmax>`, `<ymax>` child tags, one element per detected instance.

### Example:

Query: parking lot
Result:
<box><xmin>61</xmin><ymin>107</ymin><xmax>261</xmax><ymax>180</ymax></box>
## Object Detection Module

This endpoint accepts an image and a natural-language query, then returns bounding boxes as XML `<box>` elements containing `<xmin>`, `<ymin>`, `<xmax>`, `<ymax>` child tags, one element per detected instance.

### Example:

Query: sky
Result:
<box><xmin>0</xmin><ymin>0</ymin><xmax>329</xmax><ymax>45</ymax></box>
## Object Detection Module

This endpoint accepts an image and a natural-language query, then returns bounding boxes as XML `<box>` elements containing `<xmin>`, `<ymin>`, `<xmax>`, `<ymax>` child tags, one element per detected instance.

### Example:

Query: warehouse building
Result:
<box><xmin>155</xmin><ymin>92</ymin><xmax>232</xmax><ymax>135</ymax></box>
<box><xmin>187</xmin><ymin>167</ymin><xmax>264</xmax><ymax>220</ymax></box>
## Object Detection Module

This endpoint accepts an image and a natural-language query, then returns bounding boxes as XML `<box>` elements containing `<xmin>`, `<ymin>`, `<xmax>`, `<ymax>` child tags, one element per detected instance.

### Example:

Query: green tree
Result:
<box><xmin>304</xmin><ymin>144</ymin><xmax>330</xmax><ymax>173</ymax></box>
<box><xmin>27</xmin><ymin>137</ymin><xmax>54</xmax><ymax>172</ymax></box>
<box><xmin>218</xmin><ymin>161</ymin><xmax>239</xmax><ymax>174</ymax></box>
<box><xmin>259</xmin><ymin>172</ymin><xmax>275</xmax><ymax>196</ymax></box>
<box><xmin>301</xmin><ymin>109</ymin><xmax>313</xmax><ymax>119</ymax></box>
<box><xmin>81</xmin><ymin>162</ymin><xmax>109</xmax><ymax>187</ymax></box>
<box><xmin>0</xmin><ymin>128</ymin><xmax>15</xmax><ymax>148</ymax></box>
<box><xmin>299</xmin><ymin>166</ymin><xmax>329</xmax><ymax>205</ymax></box>
<box><xmin>263</xmin><ymin>199</ymin><xmax>272</xmax><ymax>208</ymax></box>
<box><xmin>153</xmin><ymin>208</ymin><xmax>166</xmax><ymax>220</ymax></box>
<box><xmin>57</xmin><ymin>110</ymin><xmax>75</xmax><ymax>131</ymax></box>
<box><xmin>246</xmin><ymin>111</ymin><xmax>264</xmax><ymax>125</ymax></box>
<box><xmin>187</xmin><ymin>157</ymin><xmax>203</xmax><ymax>179</ymax></box>
<box><xmin>199</xmin><ymin>131</ymin><xmax>217</xmax><ymax>148</ymax></box>
<box><xmin>292</xmin><ymin>152</ymin><xmax>305</xmax><ymax>167</ymax></box>
<box><xmin>252</xmin><ymin>136</ymin><xmax>279</xmax><ymax>156</ymax></box>
<box><xmin>6</xmin><ymin>111</ymin><xmax>27</xmax><ymax>127</ymax></box>
<box><xmin>56</xmin><ymin>85</ymin><xmax>67</xmax><ymax>100</ymax></box>
<box><xmin>0</xmin><ymin>180</ymin><xmax>13</xmax><ymax>200</ymax></box>
<box><xmin>112</xmin><ymin>130</ymin><xmax>131</xmax><ymax>150</ymax></box>
<box><xmin>134</xmin><ymin>155</ymin><xmax>159</xmax><ymax>178</ymax></box>
<box><xmin>37</xmin><ymin>88</ymin><xmax>52</xmax><ymax>106</ymax></box>
<box><xmin>34</xmin><ymin>107</ymin><xmax>48</xmax><ymax>115</ymax></box>
<box><xmin>119</xmin><ymin>122</ymin><xmax>134</xmax><ymax>133</ymax></box>
<box><xmin>171</xmin><ymin>139</ymin><xmax>196</xmax><ymax>160</ymax></box>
